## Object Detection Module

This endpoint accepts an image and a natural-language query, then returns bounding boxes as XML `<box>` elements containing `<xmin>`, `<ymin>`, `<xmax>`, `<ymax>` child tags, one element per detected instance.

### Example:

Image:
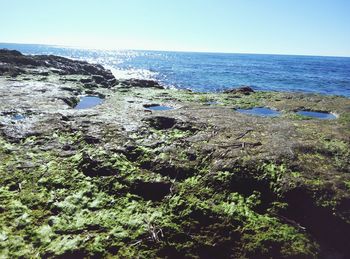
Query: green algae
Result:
<box><xmin>0</xmin><ymin>130</ymin><xmax>323</xmax><ymax>258</ymax></box>
<box><xmin>1</xmin><ymin>53</ymin><xmax>350</xmax><ymax>257</ymax></box>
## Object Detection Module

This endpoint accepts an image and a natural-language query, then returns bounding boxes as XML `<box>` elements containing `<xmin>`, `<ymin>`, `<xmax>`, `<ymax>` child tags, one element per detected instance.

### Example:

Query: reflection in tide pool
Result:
<box><xmin>297</xmin><ymin>111</ymin><xmax>336</xmax><ymax>120</ymax></box>
<box><xmin>145</xmin><ymin>105</ymin><xmax>174</xmax><ymax>111</ymax></box>
<box><xmin>236</xmin><ymin>107</ymin><xmax>280</xmax><ymax>117</ymax></box>
<box><xmin>12</xmin><ymin>114</ymin><xmax>25</xmax><ymax>120</ymax></box>
<box><xmin>74</xmin><ymin>96</ymin><xmax>103</xmax><ymax>109</ymax></box>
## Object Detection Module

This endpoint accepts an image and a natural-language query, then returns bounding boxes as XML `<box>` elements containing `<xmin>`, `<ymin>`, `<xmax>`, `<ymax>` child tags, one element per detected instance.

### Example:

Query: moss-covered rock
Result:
<box><xmin>1</xmin><ymin>50</ymin><xmax>350</xmax><ymax>258</ymax></box>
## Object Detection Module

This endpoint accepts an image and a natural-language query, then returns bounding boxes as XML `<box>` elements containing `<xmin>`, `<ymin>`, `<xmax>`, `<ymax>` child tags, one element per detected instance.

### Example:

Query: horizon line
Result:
<box><xmin>1</xmin><ymin>41</ymin><xmax>350</xmax><ymax>59</ymax></box>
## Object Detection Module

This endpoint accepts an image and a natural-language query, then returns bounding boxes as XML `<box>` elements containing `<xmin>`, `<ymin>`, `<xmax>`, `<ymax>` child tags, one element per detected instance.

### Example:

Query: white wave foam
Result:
<box><xmin>110</xmin><ymin>67</ymin><xmax>159</xmax><ymax>80</ymax></box>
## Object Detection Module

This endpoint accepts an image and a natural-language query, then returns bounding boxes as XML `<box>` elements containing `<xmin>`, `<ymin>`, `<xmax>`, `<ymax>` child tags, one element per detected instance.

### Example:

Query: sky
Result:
<box><xmin>0</xmin><ymin>0</ymin><xmax>349</xmax><ymax>56</ymax></box>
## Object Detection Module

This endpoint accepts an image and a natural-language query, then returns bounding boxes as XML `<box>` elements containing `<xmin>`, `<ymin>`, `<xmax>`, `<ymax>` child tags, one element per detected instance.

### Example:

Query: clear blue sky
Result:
<box><xmin>1</xmin><ymin>0</ymin><xmax>349</xmax><ymax>56</ymax></box>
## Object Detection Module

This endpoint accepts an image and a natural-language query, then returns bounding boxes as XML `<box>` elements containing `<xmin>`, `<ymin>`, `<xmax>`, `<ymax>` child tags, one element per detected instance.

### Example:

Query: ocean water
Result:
<box><xmin>1</xmin><ymin>43</ymin><xmax>350</xmax><ymax>97</ymax></box>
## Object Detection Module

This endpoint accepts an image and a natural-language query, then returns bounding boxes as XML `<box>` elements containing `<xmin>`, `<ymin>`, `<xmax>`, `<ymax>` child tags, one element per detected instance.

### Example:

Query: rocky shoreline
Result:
<box><xmin>1</xmin><ymin>49</ymin><xmax>349</xmax><ymax>258</ymax></box>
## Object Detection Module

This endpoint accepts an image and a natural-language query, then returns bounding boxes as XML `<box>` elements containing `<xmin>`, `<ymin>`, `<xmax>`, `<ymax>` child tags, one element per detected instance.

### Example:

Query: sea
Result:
<box><xmin>1</xmin><ymin>43</ymin><xmax>350</xmax><ymax>97</ymax></box>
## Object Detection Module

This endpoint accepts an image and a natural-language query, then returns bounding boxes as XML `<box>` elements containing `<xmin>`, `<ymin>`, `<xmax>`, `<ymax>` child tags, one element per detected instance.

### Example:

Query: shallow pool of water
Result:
<box><xmin>205</xmin><ymin>101</ymin><xmax>220</xmax><ymax>105</ymax></box>
<box><xmin>74</xmin><ymin>96</ymin><xmax>103</xmax><ymax>110</ymax></box>
<box><xmin>12</xmin><ymin>114</ymin><xmax>25</xmax><ymax>120</ymax></box>
<box><xmin>296</xmin><ymin>111</ymin><xmax>336</xmax><ymax>120</ymax></box>
<box><xmin>236</xmin><ymin>107</ymin><xmax>280</xmax><ymax>117</ymax></box>
<box><xmin>145</xmin><ymin>105</ymin><xmax>174</xmax><ymax>111</ymax></box>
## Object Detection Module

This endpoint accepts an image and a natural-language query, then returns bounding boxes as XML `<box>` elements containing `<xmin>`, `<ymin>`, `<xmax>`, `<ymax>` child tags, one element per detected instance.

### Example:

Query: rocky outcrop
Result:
<box><xmin>224</xmin><ymin>85</ymin><xmax>255</xmax><ymax>95</ymax></box>
<box><xmin>0</xmin><ymin>49</ymin><xmax>350</xmax><ymax>258</ymax></box>
<box><xmin>0</xmin><ymin>49</ymin><xmax>117</xmax><ymax>88</ymax></box>
<box><xmin>120</xmin><ymin>78</ymin><xmax>164</xmax><ymax>89</ymax></box>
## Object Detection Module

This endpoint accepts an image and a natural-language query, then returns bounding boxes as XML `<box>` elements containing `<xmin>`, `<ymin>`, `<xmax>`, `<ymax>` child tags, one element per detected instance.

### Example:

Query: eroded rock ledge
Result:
<box><xmin>1</xmin><ymin>49</ymin><xmax>350</xmax><ymax>258</ymax></box>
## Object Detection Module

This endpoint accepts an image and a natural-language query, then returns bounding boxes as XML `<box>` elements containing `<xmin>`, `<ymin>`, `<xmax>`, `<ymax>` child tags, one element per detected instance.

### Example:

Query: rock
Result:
<box><xmin>92</xmin><ymin>75</ymin><xmax>105</xmax><ymax>84</ymax></box>
<box><xmin>83</xmin><ymin>135</ymin><xmax>100</xmax><ymax>144</ymax></box>
<box><xmin>0</xmin><ymin>49</ymin><xmax>117</xmax><ymax>85</ymax></box>
<box><xmin>80</xmin><ymin>78</ymin><xmax>92</xmax><ymax>84</ymax></box>
<box><xmin>50</xmin><ymin>68</ymin><xmax>62</xmax><ymax>74</ymax></box>
<box><xmin>120</xmin><ymin>79</ymin><xmax>164</xmax><ymax>89</ymax></box>
<box><xmin>38</xmin><ymin>71</ymin><xmax>49</xmax><ymax>76</ymax></box>
<box><xmin>0</xmin><ymin>49</ymin><xmax>40</xmax><ymax>66</ymax></box>
<box><xmin>60</xmin><ymin>78</ymin><xmax>78</xmax><ymax>82</ymax></box>
<box><xmin>59</xmin><ymin>97</ymin><xmax>79</xmax><ymax>107</ymax></box>
<box><xmin>78</xmin><ymin>153</ymin><xmax>116</xmax><ymax>177</ymax></box>
<box><xmin>1</xmin><ymin>49</ymin><xmax>350</xmax><ymax>259</ymax></box>
<box><xmin>0</xmin><ymin>49</ymin><xmax>23</xmax><ymax>56</ymax></box>
<box><xmin>0</xmin><ymin>65</ymin><xmax>25</xmax><ymax>77</ymax></box>
<box><xmin>141</xmin><ymin>158</ymin><xmax>194</xmax><ymax>180</ymax></box>
<box><xmin>282</xmin><ymin>187</ymin><xmax>350</xmax><ymax>256</ymax></box>
<box><xmin>130</xmin><ymin>180</ymin><xmax>171</xmax><ymax>201</ymax></box>
<box><xmin>83</xmin><ymin>83</ymin><xmax>99</xmax><ymax>89</ymax></box>
<box><xmin>224</xmin><ymin>86</ymin><xmax>255</xmax><ymax>95</ymax></box>
<box><xmin>144</xmin><ymin>116</ymin><xmax>177</xmax><ymax>130</ymax></box>
<box><xmin>60</xmin><ymin>86</ymin><xmax>77</xmax><ymax>93</ymax></box>
<box><xmin>107</xmin><ymin>78</ymin><xmax>118</xmax><ymax>85</ymax></box>
<box><xmin>91</xmin><ymin>75</ymin><xmax>117</xmax><ymax>88</ymax></box>
<box><xmin>143</xmin><ymin>103</ymin><xmax>160</xmax><ymax>108</ymax></box>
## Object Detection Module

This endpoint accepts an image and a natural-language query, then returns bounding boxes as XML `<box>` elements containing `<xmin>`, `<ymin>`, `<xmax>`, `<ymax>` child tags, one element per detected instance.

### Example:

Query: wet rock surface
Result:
<box><xmin>224</xmin><ymin>85</ymin><xmax>255</xmax><ymax>95</ymax></box>
<box><xmin>0</xmin><ymin>49</ymin><xmax>116</xmax><ymax>87</ymax></box>
<box><xmin>120</xmin><ymin>78</ymin><xmax>164</xmax><ymax>89</ymax></box>
<box><xmin>1</xmin><ymin>50</ymin><xmax>350</xmax><ymax>258</ymax></box>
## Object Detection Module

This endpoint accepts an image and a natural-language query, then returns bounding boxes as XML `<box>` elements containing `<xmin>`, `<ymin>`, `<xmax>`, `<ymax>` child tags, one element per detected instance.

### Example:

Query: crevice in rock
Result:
<box><xmin>281</xmin><ymin>188</ymin><xmax>350</xmax><ymax>257</ymax></box>
<box><xmin>143</xmin><ymin>116</ymin><xmax>177</xmax><ymax>130</ymax></box>
<box><xmin>140</xmin><ymin>159</ymin><xmax>196</xmax><ymax>180</ymax></box>
<box><xmin>78</xmin><ymin>153</ymin><xmax>117</xmax><ymax>177</ymax></box>
<box><xmin>130</xmin><ymin>180</ymin><xmax>171</xmax><ymax>201</ymax></box>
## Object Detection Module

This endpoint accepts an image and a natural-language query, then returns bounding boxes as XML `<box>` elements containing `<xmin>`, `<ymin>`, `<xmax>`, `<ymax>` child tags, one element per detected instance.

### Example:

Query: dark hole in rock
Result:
<box><xmin>54</xmin><ymin>250</ymin><xmax>91</xmax><ymax>259</ymax></box>
<box><xmin>230</xmin><ymin>177</ymin><xmax>276</xmax><ymax>212</ymax></box>
<box><xmin>204</xmin><ymin>166</ymin><xmax>276</xmax><ymax>213</ymax></box>
<box><xmin>123</xmin><ymin>145</ymin><xmax>144</xmax><ymax>161</ymax></box>
<box><xmin>61</xmin><ymin>115</ymin><xmax>71</xmax><ymax>121</ymax></box>
<box><xmin>294</xmin><ymin>144</ymin><xmax>338</xmax><ymax>159</ymax></box>
<box><xmin>144</xmin><ymin>104</ymin><xmax>174</xmax><ymax>111</ymax></box>
<box><xmin>83</xmin><ymin>135</ymin><xmax>100</xmax><ymax>144</ymax></box>
<box><xmin>79</xmin><ymin>154</ymin><xmax>116</xmax><ymax>177</ymax></box>
<box><xmin>174</xmin><ymin>121</ymin><xmax>199</xmax><ymax>132</ymax></box>
<box><xmin>74</xmin><ymin>96</ymin><xmax>103</xmax><ymax>110</ymax></box>
<box><xmin>141</xmin><ymin>159</ymin><xmax>195</xmax><ymax>180</ymax></box>
<box><xmin>131</xmin><ymin>181</ymin><xmax>171</xmax><ymax>201</ymax></box>
<box><xmin>282</xmin><ymin>188</ymin><xmax>350</xmax><ymax>257</ymax></box>
<box><xmin>157</xmin><ymin>246</ymin><xmax>187</xmax><ymax>259</ymax></box>
<box><xmin>296</xmin><ymin>110</ymin><xmax>336</xmax><ymax>120</ymax></box>
<box><xmin>9</xmin><ymin>183</ymin><xmax>20</xmax><ymax>191</ymax></box>
<box><xmin>144</xmin><ymin>116</ymin><xmax>177</xmax><ymax>130</ymax></box>
<box><xmin>236</xmin><ymin>107</ymin><xmax>280</xmax><ymax>117</ymax></box>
